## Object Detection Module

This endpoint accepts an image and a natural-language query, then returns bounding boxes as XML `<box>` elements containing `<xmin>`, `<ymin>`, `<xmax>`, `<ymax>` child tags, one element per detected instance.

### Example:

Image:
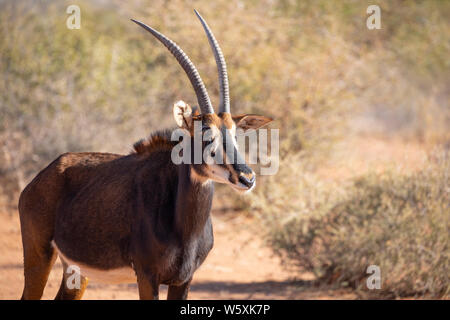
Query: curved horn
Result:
<box><xmin>194</xmin><ymin>10</ymin><xmax>230</xmax><ymax>114</ymax></box>
<box><xmin>131</xmin><ymin>19</ymin><xmax>214</xmax><ymax>114</ymax></box>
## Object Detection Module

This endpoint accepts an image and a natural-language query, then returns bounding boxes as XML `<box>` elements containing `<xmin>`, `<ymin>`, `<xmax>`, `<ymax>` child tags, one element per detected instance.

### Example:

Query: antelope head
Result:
<box><xmin>132</xmin><ymin>10</ymin><xmax>272</xmax><ymax>193</ymax></box>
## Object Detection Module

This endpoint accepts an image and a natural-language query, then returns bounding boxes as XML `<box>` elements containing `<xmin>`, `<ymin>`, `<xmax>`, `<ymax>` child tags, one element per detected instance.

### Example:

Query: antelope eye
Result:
<box><xmin>211</xmin><ymin>151</ymin><xmax>216</xmax><ymax>157</ymax></box>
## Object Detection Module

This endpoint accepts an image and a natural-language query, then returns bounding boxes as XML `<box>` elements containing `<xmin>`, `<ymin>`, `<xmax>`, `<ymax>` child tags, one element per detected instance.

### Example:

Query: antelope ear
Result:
<box><xmin>173</xmin><ymin>100</ymin><xmax>193</xmax><ymax>129</ymax></box>
<box><xmin>233</xmin><ymin>114</ymin><xmax>273</xmax><ymax>131</ymax></box>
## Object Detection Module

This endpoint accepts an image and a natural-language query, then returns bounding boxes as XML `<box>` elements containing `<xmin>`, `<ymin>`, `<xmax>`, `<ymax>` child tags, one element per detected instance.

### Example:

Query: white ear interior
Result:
<box><xmin>173</xmin><ymin>100</ymin><xmax>193</xmax><ymax>128</ymax></box>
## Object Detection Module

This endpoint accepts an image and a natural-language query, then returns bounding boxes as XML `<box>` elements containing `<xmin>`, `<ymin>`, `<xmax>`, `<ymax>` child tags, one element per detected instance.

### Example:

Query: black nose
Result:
<box><xmin>238</xmin><ymin>173</ymin><xmax>255</xmax><ymax>188</ymax></box>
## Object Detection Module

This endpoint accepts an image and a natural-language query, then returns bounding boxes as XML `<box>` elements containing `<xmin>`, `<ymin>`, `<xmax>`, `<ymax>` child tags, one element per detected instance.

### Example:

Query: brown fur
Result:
<box><xmin>19</xmin><ymin>129</ymin><xmax>214</xmax><ymax>300</ymax></box>
<box><xmin>18</xmin><ymin>12</ymin><xmax>274</xmax><ymax>300</ymax></box>
<box><xmin>219</xmin><ymin>112</ymin><xmax>235</xmax><ymax>129</ymax></box>
<box><xmin>18</xmin><ymin>110</ymin><xmax>271</xmax><ymax>301</ymax></box>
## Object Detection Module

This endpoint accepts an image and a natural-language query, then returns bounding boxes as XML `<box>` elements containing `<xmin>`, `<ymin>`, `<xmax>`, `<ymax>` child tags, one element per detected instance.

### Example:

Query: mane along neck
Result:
<box><xmin>133</xmin><ymin>129</ymin><xmax>177</xmax><ymax>155</ymax></box>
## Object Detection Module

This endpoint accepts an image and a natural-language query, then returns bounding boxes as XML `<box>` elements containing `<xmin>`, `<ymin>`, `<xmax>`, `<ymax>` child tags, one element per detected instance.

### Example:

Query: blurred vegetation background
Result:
<box><xmin>0</xmin><ymin>0</ymin><xmax>448</xmax><ymax>298</ymax></box>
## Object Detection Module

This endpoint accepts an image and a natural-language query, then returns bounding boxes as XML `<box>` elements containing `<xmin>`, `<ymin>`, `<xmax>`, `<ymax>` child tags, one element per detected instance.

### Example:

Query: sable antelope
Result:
<box><xmin>18</xmin><ymin>10</ymin><xmax>272</xmax><ymax>300</ymax></box>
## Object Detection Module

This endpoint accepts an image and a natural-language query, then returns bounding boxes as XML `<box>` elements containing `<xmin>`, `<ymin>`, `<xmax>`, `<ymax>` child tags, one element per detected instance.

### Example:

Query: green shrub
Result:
<box><xmin>255</xmin><ymin>151</ymin><xmax>449</xmax><ymax>298</ymax></box>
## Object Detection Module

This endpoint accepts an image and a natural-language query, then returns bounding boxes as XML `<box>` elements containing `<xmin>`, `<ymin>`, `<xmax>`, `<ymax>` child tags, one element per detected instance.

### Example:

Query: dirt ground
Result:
<box><xmin>0</xmin><ymin>208</ymin><xmax>357</xmax><ymax>300</ymax></box>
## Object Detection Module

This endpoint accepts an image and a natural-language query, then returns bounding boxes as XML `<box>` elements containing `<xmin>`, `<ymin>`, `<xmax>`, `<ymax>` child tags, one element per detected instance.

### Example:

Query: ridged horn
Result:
<box><xmin>194</xmin><ymin>10</ymin><xmax>230</xmax><ymax>113</ymax></box>
<box><xmin>131</xmin><ymin>19</ymin><xmax>214</xmax><ymax>114</ymax></box>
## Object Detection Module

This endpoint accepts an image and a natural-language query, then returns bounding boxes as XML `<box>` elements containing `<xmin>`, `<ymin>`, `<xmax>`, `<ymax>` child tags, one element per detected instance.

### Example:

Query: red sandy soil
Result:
<box><xmin>0</xmin><ymin>209</ymin><xmax>355</xmax><ymax>300</ymax></box>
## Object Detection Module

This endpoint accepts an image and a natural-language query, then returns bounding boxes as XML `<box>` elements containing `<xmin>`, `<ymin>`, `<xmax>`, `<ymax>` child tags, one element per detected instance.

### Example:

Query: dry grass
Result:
<box><xmin>0</xmin><ymin>0</ymin><xmax>449</xmax><ymax>298</ymax></box>
<box><xmin>251</xmin><ymin>150</ymin><xmax>449</xmax><ymax>298</ymax></box>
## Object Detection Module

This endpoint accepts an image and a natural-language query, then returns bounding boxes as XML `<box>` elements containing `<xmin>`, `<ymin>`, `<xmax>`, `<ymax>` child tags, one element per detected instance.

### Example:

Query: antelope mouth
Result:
<box><xmin>208</xmin><ymin>166</ymin><xmax>255</xmax><ymax>193</ymax></box>
<box><xmin>230</xmin><ymin>181</ymin><xmax>255</xmax><ymax>194</ymax></box>
<box><xmin>229</xmin><ymin>174</ymin><xmax>256</xmax><ymax>194</ymax></box>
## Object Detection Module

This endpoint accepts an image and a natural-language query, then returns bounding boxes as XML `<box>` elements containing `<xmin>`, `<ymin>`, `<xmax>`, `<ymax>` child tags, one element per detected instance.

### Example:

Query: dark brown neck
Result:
<box><xmin>174</xmin><ymin>164</ymin><xmax>214</xmax><ymax>242</ymax></box>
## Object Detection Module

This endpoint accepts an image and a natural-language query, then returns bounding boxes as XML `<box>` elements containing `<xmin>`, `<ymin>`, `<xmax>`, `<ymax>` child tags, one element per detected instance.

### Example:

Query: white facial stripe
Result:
<box><xmin>230</xmin><ymin>124</ymin><xmax>239</xmax><ymax>150</ymax></box>
<box><xmin>221</xmin><ymin>127</ymin><xmax>239</xmax><ymax>164</ymax></box>
<box><xmin>206</xmin><ymin>125</ymin><xmax>238</xmax><ymax>158</ymax></box>
<box><xmin>211</xmin><ymin>126</ymin><xmax>221</xmax><ymax>153</ymax></box>
<box><xmin>203</xmin><ymin>126</ymin><xmax>221</xmax><ymax>153</ymax></box>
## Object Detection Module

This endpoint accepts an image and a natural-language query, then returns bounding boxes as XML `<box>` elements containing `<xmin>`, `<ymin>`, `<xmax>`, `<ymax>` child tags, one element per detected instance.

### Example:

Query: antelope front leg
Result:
<box><xmin>136</xmin><ymin>268</ymin><xmax>159</xmax><ymax>300</ymax></box>
<box><xmin>167</xmin><ymin>277</ymin><xmax>192</xmax><ymax>300</ymax></box>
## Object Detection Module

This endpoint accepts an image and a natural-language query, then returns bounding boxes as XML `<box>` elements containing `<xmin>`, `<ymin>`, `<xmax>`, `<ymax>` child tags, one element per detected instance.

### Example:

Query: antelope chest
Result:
<box><xmin>161</xmin><ymin>236</ymin><xmax>214</xmax><ymax>286</ymax></box>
